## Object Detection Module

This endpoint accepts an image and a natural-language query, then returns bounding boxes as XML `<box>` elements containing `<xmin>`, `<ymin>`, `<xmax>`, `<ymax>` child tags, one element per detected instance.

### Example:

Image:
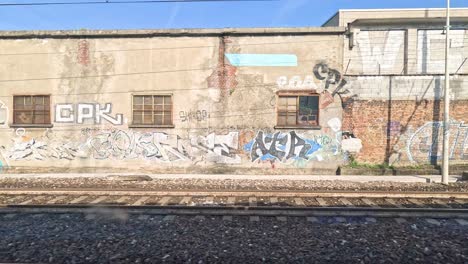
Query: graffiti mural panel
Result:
<box><xmin>407</xmin><ymin>121</ymin><xmax>468</xmax><ymax>163</ymax></box>
<box><xmin>244</xmin><ymin>131</ymin><xmax>321</xmax><ymax>162</ymax></box>
<box><xmin>5</xmin><ymin>129</ymin><xmax>242</xmax><ymax>165</ymax></box>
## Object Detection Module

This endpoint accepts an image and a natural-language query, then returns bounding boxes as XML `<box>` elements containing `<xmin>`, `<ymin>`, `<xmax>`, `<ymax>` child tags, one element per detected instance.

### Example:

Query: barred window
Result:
<box><xmin>132</xmin><ymin>95</ymin><xmax>173</xmax><ymax>126</ymax></box>
<box><xmin>13</xmin><ymin>95</ymin><xmax>51</xmax><ymax>125</ymax></box>
<box><xmin>277</xmin><ymin>95</ymin><xmax>319</xmax><ymax>127</ymax></box>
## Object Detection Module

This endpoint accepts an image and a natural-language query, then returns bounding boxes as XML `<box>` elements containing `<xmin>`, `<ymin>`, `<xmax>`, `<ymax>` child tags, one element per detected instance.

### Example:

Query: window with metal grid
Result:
<box><xmin>13</xmin><ymin>95</ymin><xmax>51</xmax><ymax>125</ymax></box>
<box><xmin>132</xmin><ymin>95</ymin><xmax>173</xmax><ymax>126</ymax></box>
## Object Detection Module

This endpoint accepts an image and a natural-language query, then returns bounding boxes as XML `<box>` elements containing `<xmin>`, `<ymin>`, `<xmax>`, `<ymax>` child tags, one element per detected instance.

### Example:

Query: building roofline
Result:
<box><xmin>0</xmin><ymin>27</ymin><xmax>346</xmax><ymax>39</ymax></box>
<box><xmin>336</xmin><ymin>7</ymin><xmax>468</xmax><ymax>12</ymax></box>
<box><xmin>322</xmin><ymin>7</ymin><xmax>468</xmax><ymax>27</ymax></box>
<box><xmin>350</xmin><ymin>17</ymin><xmax>468</xmax><ymax>26</ymax></box>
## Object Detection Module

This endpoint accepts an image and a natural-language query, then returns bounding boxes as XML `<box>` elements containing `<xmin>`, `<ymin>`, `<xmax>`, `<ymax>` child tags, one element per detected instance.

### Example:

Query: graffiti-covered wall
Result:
<box><xmin>0</xmin><ymin>28</ymin><xmax>354</xmax><ymax>174</ymax></box>
<box><xmin>343</xmin><ymin>25</ymin><xmax>468</xmax><ymax>166</ymax></box>
<box><xmin>2</xmin><ymin>16</ymin><xmax>467</xmax><ymax>173</ymax></box>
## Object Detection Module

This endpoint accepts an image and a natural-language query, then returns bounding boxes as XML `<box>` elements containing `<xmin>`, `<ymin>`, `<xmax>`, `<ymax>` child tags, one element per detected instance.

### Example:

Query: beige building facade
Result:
<box><xmin>0</xmin><ymin>27</ymin><xmax>348</xmax><ymax>173</ymax></box>
<box><xmin>0</xmin><ymin>8</ymin><xmax>467</xmax><ymax>174</ymax></box>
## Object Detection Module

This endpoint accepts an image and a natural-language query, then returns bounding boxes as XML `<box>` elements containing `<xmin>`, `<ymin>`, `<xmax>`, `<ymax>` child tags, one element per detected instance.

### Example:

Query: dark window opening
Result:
<box><xmin>277</xmin><ymin>95</ymin><xmax>319</xmax><ymax>127</ymax></box>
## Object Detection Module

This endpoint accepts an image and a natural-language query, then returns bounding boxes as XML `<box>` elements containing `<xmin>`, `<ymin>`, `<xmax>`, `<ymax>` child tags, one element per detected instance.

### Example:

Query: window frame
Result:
<box><xmin>129</xmin><ymin>94</ymin><xmax>175</xmax><ymax>128</ymax></box>
<box><xmin>275</xmin><ymin>91</ymin><xmax>321</xmax><ymax>129</ymax></box>
<box><xmin>10</xmin><ymin>94</ymin><xmax>53</xmax><ymax>128</ymax></box>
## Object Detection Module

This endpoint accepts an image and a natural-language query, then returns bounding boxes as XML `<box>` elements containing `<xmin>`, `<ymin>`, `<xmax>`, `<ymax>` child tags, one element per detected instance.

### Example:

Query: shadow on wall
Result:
<box><xmin>387</xmin><ymin>76</ymin><xmax>443</xmax><ymax>165</ymax></box>
<box><xmin>430</xmin><ymin>78</ymin><xmax>442</xmax><ymax>165</ymax></box>
<box><xmin>375</xmin><ymin>76</ymin><xmax>466</xmax><ymax>165</ymax></box>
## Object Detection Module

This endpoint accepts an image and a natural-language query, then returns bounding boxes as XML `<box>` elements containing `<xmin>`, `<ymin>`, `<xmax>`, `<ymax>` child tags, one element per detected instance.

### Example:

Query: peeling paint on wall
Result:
<box><xmin>327</xmin><ymin>118</ymin><xmax>342</xmax><ymax>132</ymax></box>
<box><xmin>77</xmin><ymin>40</ymin><xmax>90</xmax><ymax>66</ymax></box>
<box><xmin>206</xmin><ymin>37</ymin><xmax>238</xmax><ymax>99</ymax></box>
<box><xmin>341</xmin><ymin>138</ymin><xmax>363</xmax><ymax>153</ymax></box>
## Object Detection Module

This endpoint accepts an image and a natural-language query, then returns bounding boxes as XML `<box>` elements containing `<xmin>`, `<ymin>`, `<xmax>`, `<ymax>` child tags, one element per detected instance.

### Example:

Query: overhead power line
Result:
<box><xmin>0</xmin><ymin>0</ymin><xmax>275</xmax><ymax>6</ymax></box>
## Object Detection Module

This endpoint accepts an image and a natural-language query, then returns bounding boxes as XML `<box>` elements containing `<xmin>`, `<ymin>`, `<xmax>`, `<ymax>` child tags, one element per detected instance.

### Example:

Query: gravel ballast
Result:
<box><xmin>0</xmin><ymin>177</ymin><xmax>467</xmax><ymax>192</ymax></box>
<box><xmin>0</xmin><ymin>213</ymin><xmax>467</xmax><ymax>263</ymax></box>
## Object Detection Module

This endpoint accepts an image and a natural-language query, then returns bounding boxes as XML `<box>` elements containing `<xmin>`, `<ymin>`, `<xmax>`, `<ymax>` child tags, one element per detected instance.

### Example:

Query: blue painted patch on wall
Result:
<box><xmin>225</xmin><ymin>54</ymin><xmax>298</xmax><ymax>67</ymax></box>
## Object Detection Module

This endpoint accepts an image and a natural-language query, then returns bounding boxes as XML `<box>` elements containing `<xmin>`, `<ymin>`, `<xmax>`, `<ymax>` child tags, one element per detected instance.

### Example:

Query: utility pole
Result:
<box><xmin>442</xmin><ymin>0</ymin><xmax>450</xmax><ymax>185</ymax></box>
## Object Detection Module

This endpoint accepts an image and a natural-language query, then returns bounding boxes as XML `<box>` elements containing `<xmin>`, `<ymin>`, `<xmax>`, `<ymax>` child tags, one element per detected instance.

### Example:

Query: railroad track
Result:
<box><xmin>0</xmin><ymin>189</ymin><xmax>467</xmax><ymax>220</ymax></box>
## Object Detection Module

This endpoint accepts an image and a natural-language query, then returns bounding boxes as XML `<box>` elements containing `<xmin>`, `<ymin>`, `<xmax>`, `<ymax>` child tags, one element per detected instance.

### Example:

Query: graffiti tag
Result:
<box><xmin>55</xmin><ymin>103</ymin><xmax>123</xmax><ymax>125</ymax></box>
<box><xmin>179</xmin><ymin>110</ymin><xmax>209</xmax><ymax>122</ymax></box>
<box><xmin>243</xmin><ymin>131</ymin><xmax>321</xmax><ymax>162</ymax></box>
<box><xmin>407</xmin><ymin>121</ymin><xmax>468</xmax><ymax>163</ymax></box>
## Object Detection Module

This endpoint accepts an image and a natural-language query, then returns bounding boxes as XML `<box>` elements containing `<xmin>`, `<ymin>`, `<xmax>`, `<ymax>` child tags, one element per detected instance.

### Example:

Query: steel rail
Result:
<box><xmin>0</xmin><ymin>204</ymin><xmax>467</xmax><ymax>219</ymax></box>
<box><xmin>0</xmin><ymin>189</ymin><xmax>467</xmax><ymax>199</ymax></box>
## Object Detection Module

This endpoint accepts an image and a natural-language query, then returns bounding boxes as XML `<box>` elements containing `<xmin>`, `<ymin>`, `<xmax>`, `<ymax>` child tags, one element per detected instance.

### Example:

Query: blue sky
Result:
<box><xmin>0</xmin><ymin>0</ymin><xmax>466</xmax><ymax>30</ymax></box>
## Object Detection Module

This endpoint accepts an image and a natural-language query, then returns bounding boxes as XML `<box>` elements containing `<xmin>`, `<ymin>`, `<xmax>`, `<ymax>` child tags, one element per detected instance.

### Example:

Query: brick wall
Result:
<box><xmin>343</xmin><ymin>99</ymin><xmax>468</xmax><ymax>165</ymax></box>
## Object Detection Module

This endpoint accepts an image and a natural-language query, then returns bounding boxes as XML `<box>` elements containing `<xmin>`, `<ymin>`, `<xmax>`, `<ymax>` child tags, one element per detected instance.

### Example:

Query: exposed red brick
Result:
<box><xmin>77</xmin><ymin>40</ymin><xmax>90</xmax><ymax>66</ymax></box>
<box><xmin>207</xmin><ymin>36</ymin><xmax>238</xmax><ymax>97</ymax></box>
<box><xmin>343</xmin><ymin>100</ymin><xmax>468</xmax><ymax>164</ymax></box>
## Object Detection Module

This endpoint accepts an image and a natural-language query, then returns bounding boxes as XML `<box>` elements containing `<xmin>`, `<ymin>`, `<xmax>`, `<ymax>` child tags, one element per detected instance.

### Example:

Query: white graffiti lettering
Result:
<box><xmin>277</xmin><ymin>75</ymin><xmax>319</xmax><ymax>90</ymax></box>
<box><xmin>356</xmin><ymin>30</ymin><xmax>405</xmax><ymax>74</ymax></box>
<box><xmin>55</xmin><ymin>103</ymin><xmax>124</xmax><ymax>125</ymax></box>
<box><xmin>6</xmin><ymin>130</ymin><xmax>240</xmax><ymax>164</ymax></box>
<box><xmin>55</xmin><ymin>104</ymin><xmax>74</xmax><ymax>123</ymax></box>
<box><xmin>407</xmin><ymin>121</ymin><xmax>468</xmax><ymax>163</ymax></box>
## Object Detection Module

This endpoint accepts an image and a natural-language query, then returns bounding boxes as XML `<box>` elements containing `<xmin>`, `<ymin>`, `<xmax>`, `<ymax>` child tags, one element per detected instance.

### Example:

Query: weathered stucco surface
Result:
<box><xmin>0</xmin><ymin>31</ymin><xmax>351</xmax><ymax>173</ymax></box>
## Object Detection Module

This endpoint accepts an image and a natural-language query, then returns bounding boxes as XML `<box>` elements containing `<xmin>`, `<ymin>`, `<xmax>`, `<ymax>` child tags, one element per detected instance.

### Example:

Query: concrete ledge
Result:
<box><xmin>0</xmin><ymin>27</ymin><xmax>346</xmax><ymax>39</ymax></box>
<box><xmin>0</xmin><ymin>166</ymin><xmax>339</xmax><ymax>176</ymax></box>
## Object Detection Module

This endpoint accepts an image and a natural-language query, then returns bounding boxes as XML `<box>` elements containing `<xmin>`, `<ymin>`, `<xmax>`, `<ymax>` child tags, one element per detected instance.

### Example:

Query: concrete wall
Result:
<box><xmin>342</xmin><ymin>18</ymin><xmax>468</xmax><ymax>165</ymax></box>
<box><xmin>345</xmin><ymin>28</ymin><xmax>468</xmax><ymax>75</ymax></box>
<box><xmin>417</xmin><ymin>29</ymin><xmax>468</xmax><ymax>74</ymax></box>
<box><xmin>345</xmin><ymin>30</ymin><xmax>406</xmax><ymax>75</ymax></box>
<box><xmin>0</xmin><ymin>29</ymin><xmax>350</xmax><ymax>174</ymax></box>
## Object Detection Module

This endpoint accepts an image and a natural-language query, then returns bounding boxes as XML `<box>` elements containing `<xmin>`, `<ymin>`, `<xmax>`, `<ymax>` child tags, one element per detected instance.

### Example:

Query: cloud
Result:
<box><xmin>165</xmin><ymin>3</ymin><xmax>181</xmax><ymax>28</ymax></box>
<box><xmin>271</xmin><ymin>0</ymin><xmax>309</xmax><ymax>25</ymax></box>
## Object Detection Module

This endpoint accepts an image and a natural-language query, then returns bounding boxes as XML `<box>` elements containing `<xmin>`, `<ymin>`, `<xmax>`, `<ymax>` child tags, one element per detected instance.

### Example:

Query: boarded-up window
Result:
<box><xmin>13</xmin><ymin>95</ymin><xmax>51</xmax><ymax>125</ymax></box>
<box><xmin>132</xmin><ymin>95</ymin><xmax>173</xmax><ymax>126</ymax></box>
<box><xmin>277</xmin><ymin>95</ymin><xmax>319</xmax><ymax>127</ymax></box>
